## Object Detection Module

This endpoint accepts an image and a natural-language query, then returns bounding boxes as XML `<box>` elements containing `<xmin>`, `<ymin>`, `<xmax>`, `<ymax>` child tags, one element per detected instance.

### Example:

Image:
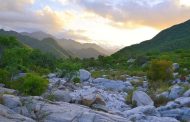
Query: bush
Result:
<box><xmin>148</xmin><ymin>60</ymin><xmax>173</xmax><ymax>81</ymax></box>
<box><xmin>153</xmin><ymin>96</ymin><xmax>170</xmax><ymax>107</ymax></box>
<box><xmin>72</xmin><ymin>77</ymin><xmax>80</xmax><ymax>84</ymax></box>
<box><xmin>11</xmin><ymin>73</ymin><xmax>48</xmax><ymax>96</ymax></box>
<box><xmin>0</xmin><ymin>69</ymin><xmax>10</xmax><ymax>85</ymax></box>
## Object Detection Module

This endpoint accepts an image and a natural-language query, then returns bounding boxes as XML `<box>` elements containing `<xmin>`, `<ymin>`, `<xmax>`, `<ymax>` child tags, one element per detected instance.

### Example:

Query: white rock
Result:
<box><xmin>52</xmin><ymin>90</ymin><xmax>72</xmax><ymax>102</ymax></box>
<box><xmin>2</xmin><ymin>94</ymin><xmax>22</xmax><ymax>109</ymax></box>
<box><xmin>175</xmin><ymin>97</ymin><xmax>190</xmax><ymax>106</ymax></box>
<box><xmin>132</xmin><ymin>91</ymin><xmax>154</xmax><ymax>106</ymax></box>
<box><xmin>0</xmin><ymin>104</ymin><xmax>34</xmax><ymax>122</ymax></box>
<box><xmin>169</xmin><ymin>85</ymin><xmax>184</xmax><ymax>99</ymax></box>
<box><xmin>79</xmin><ymin>69</ymin><xmax>91</xmax><ymax>82</ymax></box>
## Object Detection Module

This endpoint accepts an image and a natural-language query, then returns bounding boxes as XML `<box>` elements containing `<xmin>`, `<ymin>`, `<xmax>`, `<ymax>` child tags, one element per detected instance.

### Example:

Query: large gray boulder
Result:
<box><xmin>175</xmin><ymin>97</ymin><xmax>190</xmax><ymax>106</ymax></box>
<box><xmin>0</xmin><ymin>104</ymin><xmax>34</xmax><ymax>122</ymax></box>
<box><xmin>52</xmin><ymin>90</ymin><xmax>72</xmax><ymax>102</ymax></box>
<box><xmin>168</xmin><ymin>85</ymin><xmax>184</xmax><ymax>99</ymax></box>
<box><xmin>123</xmin><ymin>105</ymin><xmax>178</xmax><ymax>122</ymax></box>
<box><xmin>79</xmin><ymin>69</ymin><xmax>91</xmax><ymax>82</ymax></box>
<box><xmin>2</xmin><ymin>94</ymin><xmax>22</xmax><ymax>109</ymax></box>
<box><xmin>23</xmin><ymin>99</ymin><xmax>129</xmax><ymax>122</ymax></box>
<box><xmin>132</xmin><ymin>91</ymin><xmax>154</xmax><ymax>106</ymax></box>
<box><xmin>93</xmin><ymin>78</ymin><xmax>133</xmax><ymax>91</ymax></box>
<box><xmin>159</xmin><ymin>107</ymin><xmax>190</xmax><ymax>121</ymax></box>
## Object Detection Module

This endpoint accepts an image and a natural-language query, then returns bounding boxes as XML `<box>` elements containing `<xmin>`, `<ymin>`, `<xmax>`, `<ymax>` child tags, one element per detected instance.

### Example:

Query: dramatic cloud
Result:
<box><xmin>77</xmin><ymin>0</ymin><xmax>190</xmax><ymax>29</ymax></box>
<box><xmin>0</xmin><ymin>0</ymin><xmax>190</xmax><ymax>49</ymax></box>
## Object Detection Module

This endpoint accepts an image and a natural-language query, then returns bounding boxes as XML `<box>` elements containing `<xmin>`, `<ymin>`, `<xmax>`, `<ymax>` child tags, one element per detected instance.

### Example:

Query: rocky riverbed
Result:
<box><xmin>0</xmin><ymin>69</ymin><xmax>190</xmax><ymax>122</ymax></box>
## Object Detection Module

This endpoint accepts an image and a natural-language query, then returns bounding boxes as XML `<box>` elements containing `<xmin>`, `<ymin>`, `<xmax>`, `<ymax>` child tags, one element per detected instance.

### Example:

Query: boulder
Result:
<box><xmin>0</xmin><ymin>104</ymin><xmax>35</xmax><ymax>122</ymax></box>
<box><xmin>24</xmin><ymin>99</ymin><xmax>129</xmax><ymax>122</ymax></box>
<box><xmin>175</xmin><ymin>97</ymin><xmax>190</xmax><ymax>106</ymax></box>
<box><xmin>159</xmin><ymin>107</ymin><xmax>190</xmax><ymax>121</ymax></box>
<box><xmin>93</xmin><ymin>78</ymin><xmax>133</xmax><ymax>91</ymax></box>
<box><xmin>0</xmin><ymin>87</ymin><xmax>17</xmax><ymax>95</ymax></box>
<box><xmin>157</xmin><ymin>91</ymin><xmax>169</xmax><ymax>98</ymax></box>
<box><xmin>94</xmin><ymin>94</ymin><xmax>106</xmax><ymax>105</ymax></box>
<box><xmin>123</xmin><ymin>105</ymin><xmax>159</xmax><ymax>118</ymax></box>
<box><xmin>91</xmin><ymin>104</ymin><xmax>109</xmax><ymax>112</ymax></box>
<box><xmin>168</xmin><ymin>85</ymin><xmax>184</xmax><ymax>99</ymax></box>
<box><xmin>132</xmin><ymin>91</ymin><xmax>154</xmax><ymax>106</ymax></box>
<box><xmin>79</xmin><ymin>69</ymin><xmax>91</xmax><ymax>82</ymax></box>
<box><xmin>52</xmin><ymin>90</ymin><xmax>72</xmax><ymax>102</ymax></box>
<box><xmin>81</xmin><ymin>94</ymin><xmax>96</xmax><ymax>106</ymax></box>
<box><xmin>183</xmin><ymin>89</ymin><xmax>190</xmax><ymax>97</ymax></box>
<box><xmin>2</xmin><ymin>94</ymin><xmax>22</xmax><ymax>109</ymax></box>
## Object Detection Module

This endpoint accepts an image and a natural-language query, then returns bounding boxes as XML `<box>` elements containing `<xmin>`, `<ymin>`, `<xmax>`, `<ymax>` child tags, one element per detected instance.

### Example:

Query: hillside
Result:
<box><xmin>115</xmin><ymin>19</ymin><xmax>190</xmax><ymax>57</ymax></box>
<box><xmin>57</xmin><ymin>38</ymin><xmax>108</xmax><ymax>58</ymax></box>
<box><xmin>0</xmin><ymin>29</ymin><xmax>70</xmax><ymax>58</ymax></box>
<box><xmin>21</xmin><ymin>31</ymin><xmax>108</xmax><ymax>58</ymax></box>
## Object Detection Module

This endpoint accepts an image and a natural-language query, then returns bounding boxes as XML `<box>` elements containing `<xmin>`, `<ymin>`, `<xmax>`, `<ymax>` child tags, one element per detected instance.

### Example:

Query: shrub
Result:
<box><xmin>0</xmin><ymin>69</ymin><xmax>10</xmax><ymax>85</ymax></box>
<box><xmin>153</xmin><ymin>96</ymin><xmax>170</xmax><ymax>107</ymax></box>
<box><xmin>72</xmin><ymin>77</ymin><xmax>80</xmax><ymax>84</ymax></box>
<box><xmin>56</xmin><ymin>60</ymin><xmax>81</xmax><ymax>81</ymax></box>
<box><xmin>11</xmin><ymin>73</ymin><xmax>48</xmax><ymax>96</ymax></box>
<box><xmin>148</xmin><ymin>60</ymin><xmax>173</xmax><ymax>81</ymax></box>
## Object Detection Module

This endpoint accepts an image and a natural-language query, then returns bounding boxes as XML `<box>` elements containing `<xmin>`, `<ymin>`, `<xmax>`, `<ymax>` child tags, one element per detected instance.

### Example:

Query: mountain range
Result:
<box><xmin>0</xmin><ymin>29</ymin><xmax>108</xmax><ymax>58</ymax></box>
<box><xmin>114</xmin><ymin>19</ymin><xmax>190</xmax><ymax>57</ymax></box>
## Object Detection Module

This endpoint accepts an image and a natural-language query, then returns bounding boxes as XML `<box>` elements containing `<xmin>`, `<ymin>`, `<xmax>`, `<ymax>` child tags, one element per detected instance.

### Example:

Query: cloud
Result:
<box><xmin>0</xmin><ymin>0</ymin><xmax>74</xmax><ymax>33</ymax></box>
<box><xmin>0</xmin><ymin>0</ymin><xmax>35</xmax><ymax>12</ymax></box>
<box><xmin>76</xmin><ymin>0</ymin><xmax>190</xmax><ymax>29</ymax></box>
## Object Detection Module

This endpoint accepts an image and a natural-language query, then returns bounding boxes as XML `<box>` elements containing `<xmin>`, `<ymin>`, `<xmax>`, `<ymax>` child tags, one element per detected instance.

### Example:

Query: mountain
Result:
<box><xmin>0</xmin><ymin>29</ymin><xmax>70</xmax><ymax>58</ymax></box>
<box><xmin>57</xmin><ymin>38</ymin><xmax>109</xmax><ymax>58</ymax></box>
<box><xmin>22</xmin><ymin>31</ymin><xmax>108</xmax><ymax>58</ymax></box>
<box><xmin>21</xmin><ymin>31</ymin><xmax>53</xmax><ymax>40</ymax></box>
<box><xmin>115</xmin><ymin>19</ymin><xmax>190</xmax><ymax>57</ymax></box>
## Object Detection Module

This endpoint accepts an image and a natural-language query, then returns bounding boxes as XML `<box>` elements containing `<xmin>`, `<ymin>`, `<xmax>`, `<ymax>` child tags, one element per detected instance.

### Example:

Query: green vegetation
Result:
<box><xmin>72</xmin><ymin>77</ymin><xmax>80</xmax><ymax>84</ymax></box>
<box><xmin>10</xmin><ymin>73</ymin><xmax>48</xmax><ymax>96</ymax></box>
<box><xmin>148</xmin><ymin>60</ymin><xmax>173</xmax><ymax>82</ymax></box>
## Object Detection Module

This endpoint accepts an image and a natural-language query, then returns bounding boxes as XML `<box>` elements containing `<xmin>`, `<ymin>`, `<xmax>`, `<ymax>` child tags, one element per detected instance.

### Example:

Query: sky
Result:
<box><xmin>0</xmin><ymin>0</ymin><xmax>190</xmax><ymax>51</ymax></box>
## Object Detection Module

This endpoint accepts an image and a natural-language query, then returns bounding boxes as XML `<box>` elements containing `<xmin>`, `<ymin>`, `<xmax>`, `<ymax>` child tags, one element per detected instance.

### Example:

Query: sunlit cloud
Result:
<box><xmin>0</xmin><ymin>0</ymin><xmax>190</xmax><ymax>50</ymax></box>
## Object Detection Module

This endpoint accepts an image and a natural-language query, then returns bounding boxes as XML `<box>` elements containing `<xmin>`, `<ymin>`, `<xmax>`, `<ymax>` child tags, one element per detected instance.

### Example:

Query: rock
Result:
<box><xmin>93</xmin><ymin>78</ymin><xmax>133</xmax><ymax>91</ymax></box>
<box><xmin>24</xmin><ymin>99</ymin><xmax>129</xmax><ymax>122</ymax></box>
<box><xmin>173</xmin><ymin>63</ymin><xmax>179</xmax><ymax>71</ymax></box>
<box><xmin>157</xmin><ymin>101</ymin><xmax>180</xmax><ymax>111</ymax></box>
<box><xmin>79</xmin><ymin>69</ymin><xmax>91</xmax><ymax>82</ymax></box>
<box><xmin>48</xmin><ymin>73</ymin><xmax>57</xmax><ymax>78</ymax></box>
<box><xmin>81</xmin><ymin>94</ymin><xmax>96</xmax><ymax>106</ymax></box>
<box><xmin>159</xmin><ymin>107</ymin><xmax>190</xmax><ymax>121</ymax></box>
<box><xmin>183</xmin><ymin>89</ymin><xmax>190</xmax><ymax>97</ymax></box>
<box><xmin>0</xmin><ymin>83</ymin><xmax>5</xmax><ymax>87</ymax></box>
<box><xmin>123</xmin><ymin>105</ymin><xmax>159</xmax><ymax>118</ymax></box>
<box><xmin>70</xmin><ymin>86</ymin><xmax>130</xmax><ymax>113</ymax></box>
<box><xmin>123</xmin><ymin>105</ymin><xmax>179</xmax><ymax>122</ymax></box>
<box><xmin>157</xmin><ymin>91</ymin><xmax>169</xmax><ymax>98</ymax></box>
<box><xmin>0</xmin><ymin>87</ymin><xmax>17</xmax><ymax>95</ymax></box>
<box><xmin>2</xmin><ymin>94</ymin><xmax>22</xmax><ymax>109</ymax></box>
<box><xmin>175</xmin><ymin>97</ymin><xmax>190</xmax><ymax>106</ymax></box>
<box><xmin>168</xmin><ymin>85</ymin><xmax>184</xmax><ymax>99</ymax></box>
<box><xmin>52</xmin><ymin>90</ymin><xmax>72</xmax><ymax>102</ymax></box>
<box><xmin>91</xmin><ymin>104</ymin><xmax>109</xmax><ymax>112</ymax></box>
<box><xmin>132</xmin><ymin>91</ymin><xmax>154</xmax><ymax>106</ymax></box>
<box><xmin>0</xmin><ymin>104</ymin><xmax>35</xmax><ymax>122</ymax></box>
<box><xmin>94</xmin><ymin>94</ymin><xmax>106</xmax><ymax>105</ymax></box>
<box><xmin>13</xmin><ymin>73</ymin><xmax>26</xmax><ymax>80</ymax></box>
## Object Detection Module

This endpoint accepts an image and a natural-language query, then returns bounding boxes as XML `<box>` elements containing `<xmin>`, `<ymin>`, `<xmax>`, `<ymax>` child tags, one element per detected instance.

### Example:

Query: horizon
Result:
<box><xmin>0</xmin><ymin>0</ymin><xmax>190</xmax><ymax>51</ymax></box>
